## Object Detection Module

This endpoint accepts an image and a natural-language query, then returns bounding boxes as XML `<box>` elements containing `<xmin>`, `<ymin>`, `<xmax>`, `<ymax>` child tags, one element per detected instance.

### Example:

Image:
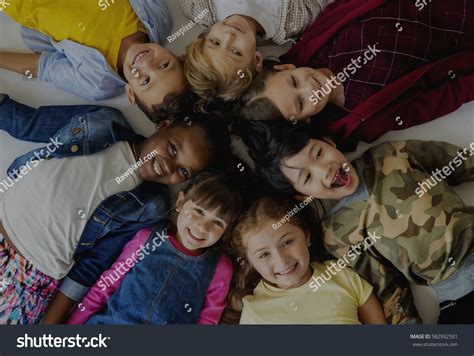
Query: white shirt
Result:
<box><xmin>213</xmin><ymin>0</ymin><xmax>282</xmax><ymax>40</ymax></box>
<box><xmin>0</xmin><ymin>141</ymin><xmax>141</xmax><ymax>279</ymax></box>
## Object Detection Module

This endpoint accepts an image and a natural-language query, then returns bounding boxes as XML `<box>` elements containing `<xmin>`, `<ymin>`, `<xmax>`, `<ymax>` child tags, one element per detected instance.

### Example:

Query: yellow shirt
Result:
<box><xmin>4</xmin><ymin>0</ymin><xmax>147</xmax><ymax>72</ymax></box>
<box><xmin>240</xmin><ymin>261</ymin><xmax>373</xmax><ymax>324</ymax></box>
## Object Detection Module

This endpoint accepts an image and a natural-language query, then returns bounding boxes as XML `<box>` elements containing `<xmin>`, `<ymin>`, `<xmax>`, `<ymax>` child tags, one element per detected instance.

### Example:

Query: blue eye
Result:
<box><xmin>142</xmin><ymin>77</ymin><xmax>150</xmax><ymax>86</ymax></box>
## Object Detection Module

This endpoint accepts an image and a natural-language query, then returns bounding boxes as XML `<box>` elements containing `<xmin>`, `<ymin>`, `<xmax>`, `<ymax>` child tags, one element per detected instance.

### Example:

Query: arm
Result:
<box><xmin>198</xmin><ymin>255</ymin><xmax>233</xmax><ymax>325</ymax></box>
<box><xmin>358</xmin><ymin>292</ymin><xmax>386</xmax><ymax>324</ymax></box>
<box><xmin>0</xmin><ymin>52</ymin><xmax>40</xmax><ymax>77</ymax></box>
<box><xmin>43</xmin><ymin>187</ymin><xmax>169</xmax><ymax>324</ymax></box>
<box><xmin>324</xmin><ymin>229</ymin><xmax>421</xmax><ymax>324</ymax></box>
<box><xmin>66</xmin><ymin>228</ymin><xmax>151</xmax><ymax>324</ymax></box>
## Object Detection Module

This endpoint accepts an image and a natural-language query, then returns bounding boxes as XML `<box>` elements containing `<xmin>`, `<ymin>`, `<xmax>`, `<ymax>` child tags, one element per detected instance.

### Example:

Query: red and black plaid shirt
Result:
<box><xmin>310</xmin><ymin>0</ymin><xmax>474</xmax><ymax>110</ymax></box>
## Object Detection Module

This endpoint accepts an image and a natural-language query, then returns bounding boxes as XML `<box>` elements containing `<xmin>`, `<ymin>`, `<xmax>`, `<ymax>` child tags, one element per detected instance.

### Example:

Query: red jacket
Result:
<box><xmin>282</xmin><ymin>0</ymin><xmax>474</xmax><ymax>143</ymax></box>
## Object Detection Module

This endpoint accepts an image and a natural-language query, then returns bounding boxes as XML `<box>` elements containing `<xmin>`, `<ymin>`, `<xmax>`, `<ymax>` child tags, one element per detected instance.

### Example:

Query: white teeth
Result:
<box><xmin>154</xmin><ymin>161</ymin><xmax>163</xmax><ymax>176</ymax></box>
<box><xmin>133</xmin><ymin>51</ymin><xmax>147</xmax><ymax>65</ymax></box>
<box><xmin>277</xmin><ymin>264</ymin><xmax>296</xmax><ymax>275</ymax></box>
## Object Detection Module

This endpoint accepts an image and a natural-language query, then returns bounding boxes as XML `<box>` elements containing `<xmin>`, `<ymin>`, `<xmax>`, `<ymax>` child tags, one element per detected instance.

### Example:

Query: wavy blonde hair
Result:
<box><xmin>184</xmin><ymin>38</ymin><xmax>254</xmax><ymax>113</ymax></box>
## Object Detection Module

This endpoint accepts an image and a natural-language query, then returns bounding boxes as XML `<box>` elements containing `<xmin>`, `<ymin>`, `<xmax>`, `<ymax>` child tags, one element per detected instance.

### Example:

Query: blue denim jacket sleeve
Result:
<box><xmin>61</xmin><ymin>182</ymin><xmax>170</xmax><ymax>301</ymax></box>
<box><xmin>7</xmin><ymin>106</ymin><xmax>141</xmax><ymax>178</ymax></box>
<box><xmin>18</xmin><ymin>0</ymin><xmax>173</xmax><ymax>100</ymax></box>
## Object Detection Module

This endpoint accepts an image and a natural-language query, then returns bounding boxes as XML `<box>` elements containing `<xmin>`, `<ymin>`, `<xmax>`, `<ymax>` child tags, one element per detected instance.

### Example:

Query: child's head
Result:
<box><xmin>243</xmin><ymin>121</ymin><xmax>359</xmax><ymax>199</ymax></box>
<box><xmin>184</xmin><ymin>15</ymin><xmax>264</xmax><ymax>111</ymax></box>
<box><xmin>135</xmin><ymin>113</ymin><xmax>231</xmax><ymax>185</ymax></box>
<box><xmin>232</xmin><ymin>196</ymin><xmax>318</xmax><ymax>290</ymax></box>
<box><xmin>123</xmin><ymin>43</ymin><xmax>186</xmax><ymax>122</ymax></box>
<box><xmin>239</xmin><ymin>61</ymin><xmax>336</xmax><ymax>123</ymax></box>
<box><xmin>174</xmin><ymin>172</ymin><xmax>245</xmax><ymax>251</ymax></box>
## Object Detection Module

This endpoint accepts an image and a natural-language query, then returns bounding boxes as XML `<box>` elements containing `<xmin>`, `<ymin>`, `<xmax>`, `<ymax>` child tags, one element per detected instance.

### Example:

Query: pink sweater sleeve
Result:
<box><xmin>66</xmin><ymin>228</ymin><xmax>152</xmax><ymax>324</ymax></box>
<box><xmin>197</xmin><ymin>254</ymin><xmax>233</xmax><ymax>325</ymax></box>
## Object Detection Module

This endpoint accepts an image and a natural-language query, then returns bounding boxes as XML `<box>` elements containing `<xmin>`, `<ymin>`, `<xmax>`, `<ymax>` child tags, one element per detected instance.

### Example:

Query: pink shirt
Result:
<box><xmin>67</xmin><ymin>226</ymin><xmax>233</xmax><ymax>324</ymax></box>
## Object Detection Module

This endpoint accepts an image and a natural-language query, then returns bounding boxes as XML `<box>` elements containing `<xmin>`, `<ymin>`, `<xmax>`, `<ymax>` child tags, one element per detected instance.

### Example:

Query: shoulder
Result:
<box><xmin>209</xmin><ymin>254</ymin><xmax>233</xmax><ymax>283</ymax></box>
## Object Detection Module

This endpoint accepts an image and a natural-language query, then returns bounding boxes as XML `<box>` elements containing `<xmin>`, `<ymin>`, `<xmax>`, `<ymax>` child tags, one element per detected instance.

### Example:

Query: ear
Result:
<box><xmin>255</xmin><ymin>51</ymin><xmax>264</xmax><ymax>73</ymax></box>
<box><xmin>175</xmin><ymin>191</ymin><xmax>186</xmax><ymax>212</ymax></box>
<box><xmin>273</xmin><ymin>63</ymin><xmax>296</xmax><ymax>71</ymax></box>
<box><xmin>305</xmin><ymin>230</ymin><xmax>311</xmax><ymax>247</ymax></box>
<box><xmin>125</xmin><ymin>84</ymin><xmax>136</xmax><ymax>105</ymax></box>
<box><xmin>155</xmin><ymin>119</ymin><xmax>172</xmax><ymax>131</ymax></box>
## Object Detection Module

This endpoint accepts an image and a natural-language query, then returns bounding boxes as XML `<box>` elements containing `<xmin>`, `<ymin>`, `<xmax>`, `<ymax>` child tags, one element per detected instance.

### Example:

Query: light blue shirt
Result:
<box><xmin>18</xmin><ymin>0</ymin><xmax>172</xmax><ymax>100</ymax></box>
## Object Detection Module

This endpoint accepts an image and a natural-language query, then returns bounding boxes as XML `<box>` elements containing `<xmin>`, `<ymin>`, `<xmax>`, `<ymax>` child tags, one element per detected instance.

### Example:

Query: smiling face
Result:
<box><xmin>136</xmin><ymin>121</ymin><xmax>212</xmax><ymax>185</ymax></box>
<box><xmin>204</xmin><ymin>15</ymin><xmax>263</xmax><ymax>77</ymax></box>
<box><xmin>262</xmin><ymin>65</ymin><xmax>335</xmax><ymax>122</ymax></box>
<box><xmin>244</xmin><ymin>220</ymin><xmax>312</xmax><ymax>289</ymax></box>
<box><xmin>281</xmin><ymin>139</ymin><xmax>359</xmax><ymax>199</ymax></box>
<box><xmin>176</xmin><ymin>197</ymin><xmax>228</xmax><ymax>252</ymax></box>
<box><xmin>124</xmin><ymin>43</ymin><xmax>185</xmax><ymax>109</ymax></box>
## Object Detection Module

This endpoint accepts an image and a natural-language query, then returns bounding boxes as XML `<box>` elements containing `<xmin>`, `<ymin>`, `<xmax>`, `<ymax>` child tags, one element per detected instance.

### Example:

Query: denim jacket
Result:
<box><xmin>1</xmin><ymin>96</ymin><xmax>170</xmax><ymax>301</ymax></box>
<box><xmin>86</xmin><ymin>224</ymin><xmax>220</xmax><ymax>325</ymax></box>
<box><xmin>17</xmin><ymin>0</ymin><xmax>173</xmax><ymax>100</ymax></box>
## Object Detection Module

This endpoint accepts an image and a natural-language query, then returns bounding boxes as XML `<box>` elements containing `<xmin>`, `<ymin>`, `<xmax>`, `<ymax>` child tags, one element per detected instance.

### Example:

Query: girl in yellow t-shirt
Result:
<box><xmin>227</xmin><ymin>196</ymin><xmax>386</xmax><ymax>324</ymax></box>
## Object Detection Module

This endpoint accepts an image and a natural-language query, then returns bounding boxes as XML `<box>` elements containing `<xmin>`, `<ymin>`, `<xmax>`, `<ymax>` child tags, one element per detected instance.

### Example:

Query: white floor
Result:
<box><xmin>1</xmin><ymin>1</ymin><xmax>473</xmax><ymax>324</ymax></box>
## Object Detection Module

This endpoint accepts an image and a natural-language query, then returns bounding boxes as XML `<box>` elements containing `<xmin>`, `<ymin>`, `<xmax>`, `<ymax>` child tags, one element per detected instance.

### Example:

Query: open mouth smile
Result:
<box><xmin>330</xmin><ymin>166</ymin><xmax>352</xmax><ymax>188</ymax></box>
<box><xmin>276</xmin><ymin>263</ymin><xmax>298</xmax><ymax>276</ymax></box>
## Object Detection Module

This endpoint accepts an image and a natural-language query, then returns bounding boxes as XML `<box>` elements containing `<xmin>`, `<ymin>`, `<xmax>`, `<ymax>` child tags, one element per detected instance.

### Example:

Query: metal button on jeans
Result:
<box><xmin>71</xmin><ymin>145</ymin><xmax>79</xmax><ymax>153</ymax></box>
<box><xmin>71</xmin><ymin>127</ymin><xmax>82</xmax><ymax>135</ymax></box>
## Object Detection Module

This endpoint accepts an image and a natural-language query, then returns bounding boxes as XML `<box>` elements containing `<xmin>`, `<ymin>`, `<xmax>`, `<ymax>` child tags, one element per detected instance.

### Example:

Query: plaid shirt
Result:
<box><xmin>309</xmin><ymin>0</ymin><xmax>474</xmax><ymax>110</ymax></box>
<box><xmin>179</xmin><ymin>0</ymin><xmax>331</xmax><ymax>45</ymax></box>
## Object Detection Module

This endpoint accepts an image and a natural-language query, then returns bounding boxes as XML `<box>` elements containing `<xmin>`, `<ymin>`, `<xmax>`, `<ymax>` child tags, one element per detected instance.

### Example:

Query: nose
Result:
<box><xmin>196</xmin><ymin>219</ymin><xmax>210</xmax><ymax>235</ymax></box>
<box><xmin>274</xmin><ymin>250</ymin><xmax>290</xmax><ymax>268</ymax></box>
<box><xmin>161</xmin><ymin>157</ymin><xmax>176</xmax><ymax>176</ymax></box>
<box><xmin>222</xmin><ymin>31</ymin><xmax>235</xmax><ymax>47</ymax></box>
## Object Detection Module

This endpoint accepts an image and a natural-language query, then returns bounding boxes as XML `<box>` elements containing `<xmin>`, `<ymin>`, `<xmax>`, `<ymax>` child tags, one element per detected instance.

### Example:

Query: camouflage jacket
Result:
<box><xmin>179</xmin><ymin>0</ymin><xmax>330</xmax><ymax>45</ymax></box>
<box><xmin>322</xmin><ymin>140</ymin><xmax>474</xmax><ymax>324</ymax></box>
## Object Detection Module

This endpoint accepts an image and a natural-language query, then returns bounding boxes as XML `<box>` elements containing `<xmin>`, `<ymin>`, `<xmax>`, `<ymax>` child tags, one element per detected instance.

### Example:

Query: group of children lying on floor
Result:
<box><xmin>0</xmin><ymin>0</ymin><xmax>472</xmax><ymax>325</ymax></box>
